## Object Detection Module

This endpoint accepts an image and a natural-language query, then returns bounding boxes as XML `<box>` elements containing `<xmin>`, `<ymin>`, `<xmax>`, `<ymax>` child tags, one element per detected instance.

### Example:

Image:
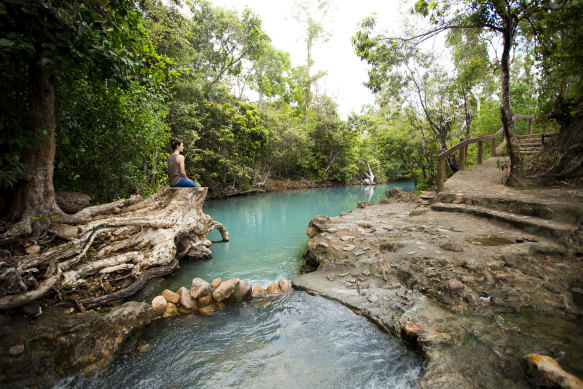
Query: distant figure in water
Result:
<box><xmin>168</xmin><ymin>137</ymin><xmax>198</xmax><ymax>187</ymax></box>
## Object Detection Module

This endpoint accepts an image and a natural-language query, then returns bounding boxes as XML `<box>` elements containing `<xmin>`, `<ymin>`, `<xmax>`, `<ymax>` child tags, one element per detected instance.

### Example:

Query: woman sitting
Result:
<box><xmin>168</xmin><ymin>137</ymin><xmax>198</xmax><ymax>187</ymax></box>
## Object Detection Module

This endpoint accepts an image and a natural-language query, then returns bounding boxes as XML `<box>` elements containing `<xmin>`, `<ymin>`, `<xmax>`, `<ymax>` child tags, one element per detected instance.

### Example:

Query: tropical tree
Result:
<box><xmin>0</xmin><ymin>0</ymin><xmax>171</xmax><ymax>241</ymax></box>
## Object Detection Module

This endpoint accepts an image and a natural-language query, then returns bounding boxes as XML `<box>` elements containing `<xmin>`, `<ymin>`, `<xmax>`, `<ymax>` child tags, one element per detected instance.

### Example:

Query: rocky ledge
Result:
<box><xmin>294</xmin><ymin>189</ymin><xmax>583</xmax><ymax>389</ymax></box>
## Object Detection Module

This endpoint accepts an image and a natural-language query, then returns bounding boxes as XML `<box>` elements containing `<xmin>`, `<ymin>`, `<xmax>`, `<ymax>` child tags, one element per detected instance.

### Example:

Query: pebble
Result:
<box><xmin>343</xmin><ymin>245</ymin><xmax>356</xmax><ymax>251</ymax></box>
<box><xmin>338</xmin><ymin>272</ymin><xmax>349</xmax><ymax>277</ymax></box>
<box><xmin>9</xmin><ymin>344</ymin><xmax>24</xmax><ymax>356</ymax></box>
<box><xmin>326</xmin><ymin>274</ymin><xmax>337</xmax><ymax>281</ymax></box>
<box><xmin>362</xmin><ymin>270</ymin><xmax>371</xmax><ymax>276</ymax></box>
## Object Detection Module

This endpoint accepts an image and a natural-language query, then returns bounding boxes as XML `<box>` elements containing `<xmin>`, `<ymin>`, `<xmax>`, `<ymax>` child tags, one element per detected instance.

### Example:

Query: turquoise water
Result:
<box><xmin>58</xmin><ymin>182</ymin><xmax>423</xmax><ymax>389</ymax></box>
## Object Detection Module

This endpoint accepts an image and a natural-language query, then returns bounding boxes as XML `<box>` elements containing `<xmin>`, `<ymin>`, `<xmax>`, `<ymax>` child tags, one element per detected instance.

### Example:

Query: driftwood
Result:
<box><xmin>0</xmin><ymin>187</ymin><xmax>228</xmax><ymax>310</ymax></box>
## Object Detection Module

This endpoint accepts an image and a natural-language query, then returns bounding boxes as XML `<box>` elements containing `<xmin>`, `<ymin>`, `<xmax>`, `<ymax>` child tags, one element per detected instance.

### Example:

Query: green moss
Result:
<box><xmin>28</xmin><ymin>337</ymin><xmax>50</xmax><ymax>348</ymax></box>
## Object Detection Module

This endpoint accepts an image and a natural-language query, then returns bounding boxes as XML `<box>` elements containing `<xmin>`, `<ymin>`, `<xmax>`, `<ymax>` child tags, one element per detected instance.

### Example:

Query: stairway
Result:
<box><xmin>430</xmin><ymin>192</ymin><xmax>583</xmax><ymax>251</ymax></box>
<box><xmin>515</xmin><ymin>133</ymin><xmax>556</xmax><ymax>155</ymax></box>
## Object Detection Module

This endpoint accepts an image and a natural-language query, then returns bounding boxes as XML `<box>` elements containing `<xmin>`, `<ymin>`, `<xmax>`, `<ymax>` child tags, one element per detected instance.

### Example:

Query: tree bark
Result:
<box><xmin>500</xmin><ymin>12</ymin><xmax>523</xmax><ymax>186</ymax></box>
<box><xmin>2</xmin><ymin>66</ymin><xmax>64</xmax><ymax>243</ymax></box>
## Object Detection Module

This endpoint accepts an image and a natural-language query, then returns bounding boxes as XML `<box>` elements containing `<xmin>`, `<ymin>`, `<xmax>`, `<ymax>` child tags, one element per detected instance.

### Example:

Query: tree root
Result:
<box><xmin>0</xmin><ymin>187</ymin><xmax>228</xmax><ymax>310</ymax></box>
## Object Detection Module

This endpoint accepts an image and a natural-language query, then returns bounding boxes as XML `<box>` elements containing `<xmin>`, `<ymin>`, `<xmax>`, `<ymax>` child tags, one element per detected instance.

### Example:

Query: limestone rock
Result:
<box><xmin>56</xmin><ymin>191</ymin><xmax>91</xmax><ymax>214</ymax></box>
<box><xmin>177</xmin><ymin>287</ymin><xmax>197</xmax><ymax>309</ymax></box>
<box><xmin>197</xmin><ymin>295</ymin><xmax>212</xmax><ymax>307</ymax></box>
<box><xmin>251</xmin><ymin>285</ymin><xmax>266</xmax><ymax>297</ymax></box>
<box><xmin>440</xmin><ymin>242</ymin><xmax>464</xmax><ymax>252</ymax></box>
<box><xmin>418</xmin><ymin>331</ymin><xmax>453</xmax><ymax>348</ymax></box>
<box><xmin>190</xmin><ymin>278</ymin><xmax>211</xmax><ymax>299</ymax></box>
<box><xmin>306</xmin><ymin>215</ymin><xmax>332</xmax><ymax>238</ymax></box>
<box><xmin>162</xmin><ymin>303</ymin><xmax>179</xmax><ymax>318</ymax></box>
<box><xmin>198</xmin><ymin>304</ymin><xmax>217</xmax><ymax>315</ymax></box>
<box><xmin>386</xmin><ymin>188</ymin><xmax>404</xmax><ymax>198</ymax></box>
<box><xmin>401</xmin><ymin>323</ymin><xmax>421</xmax><ymax>345</ymax></box>
<box><xmin>210</xmin><ymin>277</ymin><xmax>221</xmax><ymax>289</ymax></box>
<box><xmin>379</xmin><ymin>240</ymin><xmax>403</xmax><ymax>252</ymax></box>
<box><xmin>211</xmin><ymin>278</ymin><xmax>240</xmax><ymax>302</ymax></box>
<box><xmin>162</xmin><ymin>289</ymin><xmax>179</xmax><ymax>304</ymax></box>
<box><xmin>278</xmin><ymin>279</ymin><xmax>291</xmax><ymax>291</ymax></box>
<box><xmin>419</xmin><ymin>191</ymin><xmax>437</xmax><ymax>200</ymax></box>
<box><xmin>521</xmin><ymin>354</ymin><xmax>583</xmax><ymax>389</ymax></box>
<box><xmin>179</xmin><ymin>306</ymin><xmax>195</xmax><ymax>314</ymax></box>
<box><xmin>326</xmin><ymin>274</ymin><xmax>337</xmax><ymax>281</ymax></box>
<box><xmin>266</xmin><ymin>282</ymin><xmax>280</xmax><ymax>293</ymax></box>
<box><xmin>152</xmin><ymin>296</ymin><xmax>167</xmax><ymax>315</ymax></box>
<box><xmin>229</xmin><ymin>280</ymin><xmax>252</xmax><ymax>302</ymax></box>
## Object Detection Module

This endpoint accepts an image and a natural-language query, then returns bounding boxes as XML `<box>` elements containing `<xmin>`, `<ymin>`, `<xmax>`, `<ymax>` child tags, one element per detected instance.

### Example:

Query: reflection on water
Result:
<box><xmin>60</xmin><ymin>293</ymin><xmax>422</xmax><ymax>389</ymax></box>
<box><xmin>56</xmin><ymin>183</ymin><xmax>421</xmax><ymax>388</ymax></box>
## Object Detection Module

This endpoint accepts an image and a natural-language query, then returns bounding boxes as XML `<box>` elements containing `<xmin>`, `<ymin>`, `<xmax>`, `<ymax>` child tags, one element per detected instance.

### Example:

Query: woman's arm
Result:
<box><xmin>178</xmin><ymin>155</ymin><xmax>188</xmax><ymax>179</ymax></box>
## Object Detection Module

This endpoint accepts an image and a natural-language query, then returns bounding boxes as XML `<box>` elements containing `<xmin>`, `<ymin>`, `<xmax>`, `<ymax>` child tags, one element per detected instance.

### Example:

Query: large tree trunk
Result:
<box><xmin>0</xmin><ymin>187</ymin><xmax>229</xmax><ymax>310</ymax></box>
<box><xmin>2</xmin><ymin>66</ymin><xmax>64</xmax><ymax>243</ymax></box>
<box><xmin>500</xmin><ymin>15</ymin><xmax>523</xmax><ymax>186</ymax></box>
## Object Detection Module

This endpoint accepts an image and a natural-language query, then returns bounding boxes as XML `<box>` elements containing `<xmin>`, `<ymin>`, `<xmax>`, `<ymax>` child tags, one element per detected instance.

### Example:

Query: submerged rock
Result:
<box><xmin>162</xmin><ymin>303</ymin><xmax>179</xmax><ymax>318</ymax></box>
<box><xmin>229</xmin><ymin>280</ymin><xmax>252</xmax><ymax>302</ymax></box>
<box><xmin>278</xmin><ymin>279</ymin><xmax>291</xmax><ymax>291</ymax></box>
<box><xmin>252</xmin><ymin>285</ymin><xmax>266</xmax><ymax>297</ymax></box>
<box><xmin>266</xmin><ymin>282</ymin><xmax>280</xmax><ymax>293</ymax></box>
<box><xmin>197</xmin><ymin>295</ymin><xmax>212</xmax><ymax>307</ymax></box>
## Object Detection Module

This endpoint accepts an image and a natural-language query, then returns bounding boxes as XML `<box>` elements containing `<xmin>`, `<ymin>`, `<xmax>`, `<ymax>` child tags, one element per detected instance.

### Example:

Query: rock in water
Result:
<box><xmin>162</xmin><ymin>303</ymin><xmax>179</xmax><ymax>318</ymax></box>
<box><xmin>197</xmin><ymin>295</ymin><xmax>212</xmax><ymax>307</ymax></box>
<box><xmin>152</xmin><ymin>296</ymin><xmax>168</xmax><ymax>315</ymax></box>
<box><xmin>210</xmin><ymin>277</ymin><xmax>221</xmax><ymax>289</ymax></box>
<box><xmin>266</xmin><ymin>282</ymin><xmax>280</xmax><ymax>293</ymax></box>
<box><xmin>177</xmin><ymin>287</ymin><xmax>197</xmax><ymax>309</ymax></box>
<box><xmin>521</xmin><ymin>354</ymin><xmax>583</xmax><ymax>389</ymax></box>
<box><xmin>401</xmin><ymin>323</ymin><xmax>421</xmax><ymax>345</ymax></box>
<box><xmin>190</xmin><ymin>278</ymin><xmax>211</xmax><ymax>299</ymax></box>
<box><xmin>251</xmin><ymin>285</ymin><xmax>266</xmax><ymax>297</ymax></box>
<box><xmin>229</xmin><ymin>280</ymin><xmax>252</xmax><ymax>302</ymax></box>
<box><xmin>162</xmin><ymin>289</ymin><xmax>179</xmax><ymax>304</ymax></box>
<box><xmin>278</xmin><ymin>279</ymin><xmax>291</xmax><ymax>291</ymax></box>
<box><xmin>211</xmin><ymin>278</ymin><xmax>240</xmax><ymax>302</ymax></box>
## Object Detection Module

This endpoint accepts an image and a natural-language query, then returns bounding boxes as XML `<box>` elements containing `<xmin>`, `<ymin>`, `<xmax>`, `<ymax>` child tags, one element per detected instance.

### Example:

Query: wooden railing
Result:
<box><xmin>436</xmin><ymin>114</ymin><xmax>534</xmax><ymax>192</ymax></box>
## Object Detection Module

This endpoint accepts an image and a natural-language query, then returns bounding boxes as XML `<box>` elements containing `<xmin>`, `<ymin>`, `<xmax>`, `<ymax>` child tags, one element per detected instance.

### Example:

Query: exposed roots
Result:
<box><xmin>0</xmin><ymin>187</ymin><xmax>228</xmax><ymax>310</ymax></box>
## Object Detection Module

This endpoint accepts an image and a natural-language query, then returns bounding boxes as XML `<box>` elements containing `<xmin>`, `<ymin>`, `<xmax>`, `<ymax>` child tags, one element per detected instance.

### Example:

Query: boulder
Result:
<box><xmin>278</xmin><ymin>279</ymin><xmax>291</xmax><ymax>291</ymax></box>
<box><xmin>386</xmin><ymin>188</ymin><xmax>404</xmax><ymax>198</ymax></box>
<box><xmin>251</xmin><ymin>285</ymin><xmax>266</xmax><ymax>298</ymax></box>
<box><xmin>197</xmin><ymin>295</ymin><xmax>212</xmax><ymax>307</ymax></box>
<box><xmin>56</xmin><ymin>191</ymin><xmax>91</xmax><ymax>214</ymax></box>
<box><xmin>210</xmin><ymin>277</ymin><xmax>221</xmax><ymax>289</ymax></box>
<box><xmin>190</xmin><ymin>278</ymin><xmax>211</xmax><ymax>299</ymax></box>
<box><xmin>401</xmin><ymin>323</ymin><xmax>421</xmax><ymax>345</ymax></box>
<box><xmin>177</xmin><ymin>287</ymin><xmax>197</xmax><ymax>309</ymax></box>
<box><xmin>521</xmin><ymin>354</ymin><xmax>583</xmax><ymax>389</ymax></box>
<box><xmin>266</xmin><ymin>282</ymin><xmax>280</xmax><ymax>293</ymax></box>
<box><xmin>229</xmin><ymin>280</ymin><xmax>252</xmax><ymax>302</ymax></box>
<box><xmin>162</xmin><ymin>303</ymin><xmax>179</xmax><ymax>318</ymax></box>
<box><xmin>212</xmin><ymin>278</ymin><xmax>240</xmax><ymax>302</ymax></box>
<box><xmin>152</xmin><ymin>296</ymin><xmax>168</xmax><ymax>315</ymax></box>
<box><xmin>306</xmin><ymin>215</ymin><xmax>332</xmax><ymax>238</ymax></box>
<box><xmin>162</xmin><ymin>289</ymin><xmax>179</xmax><ymax>304</ymax></box>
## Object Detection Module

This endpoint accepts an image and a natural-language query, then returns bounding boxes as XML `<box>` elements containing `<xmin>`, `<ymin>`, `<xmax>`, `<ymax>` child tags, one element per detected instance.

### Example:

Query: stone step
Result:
<box><xmin>434</xmin><ymin>193</ymin><xmax>583</xmax><ymax>225</ymax></box>
<box><xmin>431</xmin><ymin>202</ymin><xmax>581</xmax><ymax>245</ymax></box>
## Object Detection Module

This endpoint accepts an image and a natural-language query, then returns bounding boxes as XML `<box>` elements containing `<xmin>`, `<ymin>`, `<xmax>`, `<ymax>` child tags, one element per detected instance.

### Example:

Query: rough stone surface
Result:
<box><xmin>152</xmin><ymin>295</ymin><xmax>168</xmax><ymax>315</ymax></box>
<box><xmin>211</xmin><ymin>278</ymin><xmax>240</xmax><ymax>302</ymax></box>
<box><xmin>251</xmin><ymin>285</ymin><xmax>266</xmax><ymax>297</ymax></box>
<box><xmin>229</xmin><ymin>280</ymin><xmax>252</xmax><ymax>302</ymax></box>
<box><xmin>210</xmin><ymin>277</ymin><xmax>221</xmax><ymax>289</ymax></box>
<box><xmin>177</xmin><ymin>287</ymin><xmax>197</xmax><ymax>309</ymax></box>
<box><xmin>162</xmin><ymin>289</ymin><xmax>179</xmax><ymax>304</ymax></box>
<box><xmin>266</xmin><ymin>282</ymin><xmax>280</xmax><ymax>293</ymax></box>
<box><xmin>190</xmin><ymin>278</ymin><xmax>211</xmax><ymax>299</ymax></box>
<box><xmin>306</xmin><ymin>215</ymin><xmax>332</xmax><ymax>238</ymax></box>
<box><xmin>198</xmin><ymin>304</ymin><xmax>216</xmax><ymax>315</ymax></box>
<box><xmin>162</xmin><ymin>302</ymin><xmax>179</xmax><ymax>318</ymax></box>
<box><xmin>401</xmin><ymin>323</ymin><xmax>421</xmax><ymax>345</ymax></box>
<box><xmin>197</xmin><ymin>295</ymin><xmax>212</xmax><ymax>307</ymax></box>
<box><xmin>294</xmin><ymin>177</ymin><xmax>583</xmax><ymax>389</ymax></box>
<box><xmin>521</xmin><ymin>354</ymin><xmax>583</xmax><ymax>389</ymax></box>
<box><xmin>278</xmin><ymin>279</ymin><xmax>291</xmax><ymax>291</ymax></box>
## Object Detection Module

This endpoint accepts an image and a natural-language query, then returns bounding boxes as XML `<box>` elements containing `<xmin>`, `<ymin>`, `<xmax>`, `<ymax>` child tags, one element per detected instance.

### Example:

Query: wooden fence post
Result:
<box><xmin>437</xmin><ymin>153</ymin><xmax>445</xmax><ymax>192</ymax></box>
<box><xmin>491</xmin><ymin>138</ymin><xmax>496</xmax><ymax>157</ymax></box>
<box><xmin>477</xmin><ymin>141</ymin><xmax>483</xmax><ymax>164</ymax></box>
<box><xmin>459</xmin><ymin>139</ymin><xmax>466</xmax><ymax>170</ymax></box>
